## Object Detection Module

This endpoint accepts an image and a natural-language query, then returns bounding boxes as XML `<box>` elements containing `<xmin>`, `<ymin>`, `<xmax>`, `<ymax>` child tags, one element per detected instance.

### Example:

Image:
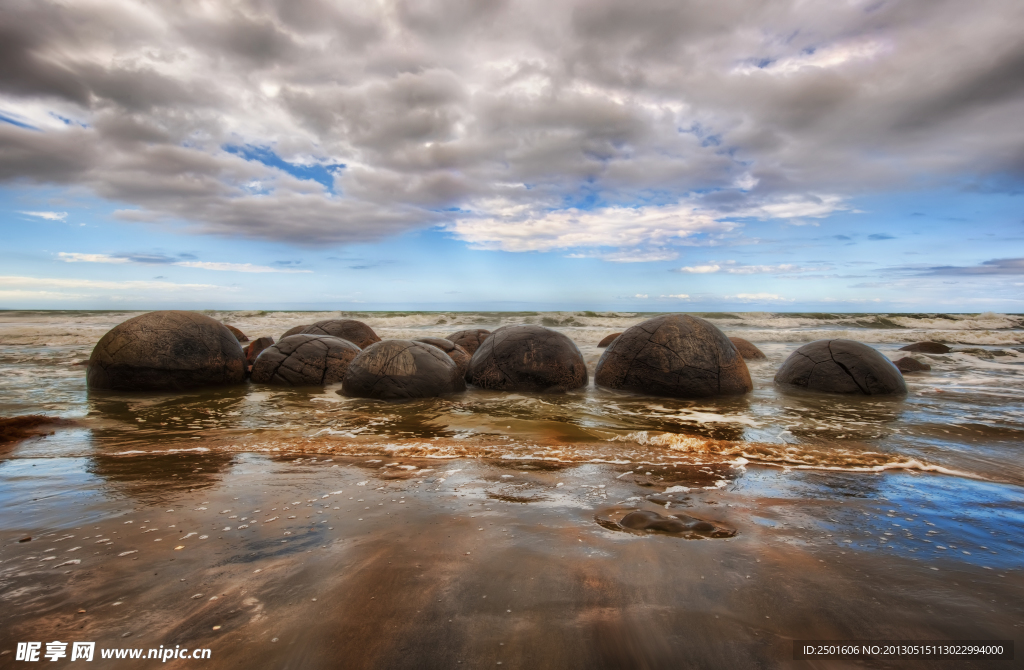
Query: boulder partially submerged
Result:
<box><xmin>597</xmin><ymin>332</ymin><xmax>621</xmax><ymax>348</ymax></box>
<box><xmin>446</xmin><ymin>329</ymin><xmax>491</xmax><ymax>356</ymax></box>
<box><xmin>281</xmin><ymin>325</ymin><xmax>309</xmax><ymax>339</ymax></box>
<box><xmin>250</xmin><ymin>335</ymin><xmax>360</xmax><ymax>386</ymax></box>
<box><xmin>87</xmin><ymin>311</ymin><xmax>246</xmax><ymax>391</ymax></box>
<box><xmin>595</xmin><ymin>314</ymin><xmax>752</xmax><ymax>398</ymax></box>
<box><xmin>775</xmin><ymin>339</ymin><xmax>907</xmax><ymax>395</ymax></box>
<box><xmin>342</xmin><ymin>340</ymin><xmax>466</xmax><ymax>400</ymax></box>
<box><xmin>224</xmin><ymin>324</ymin><xmax>249</xmax><ymax>342</ymax></box>
<box><xmin>899</xmin><ymin>342</ymin><xmax>951</xmax><ymax>354</ymax></box>
<box><xmin>301</xmin><ymin>320</ymin><xmax>381</xmax><ymax>349</ymax></box>
<box><xmin>728</xmin><ymin>337</ymin><xmax>766</xmax><ymax>360</ymax></box>
<box><xmin>244</xmin><ymin>336</ymin><xmax>275</xmax><ymax>367</ymax></box>
<box><xmin>894</xmin><ymin>357</ymin><xmax>931</xmax><ymax>373</ymax></box>
<box><xmin>466</xmin><ymin>325</ymin><xmax>587</xmax><ymax>392</ymax></box>
<box><xmin>414</xmin><ymin>337</ymin><xmax>471</xmax><ymax>376</ymax></box>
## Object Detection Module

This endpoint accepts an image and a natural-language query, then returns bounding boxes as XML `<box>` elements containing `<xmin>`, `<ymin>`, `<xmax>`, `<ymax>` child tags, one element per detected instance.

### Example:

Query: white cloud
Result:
<box><xmin>634</xmin><ymin>294</ymin><xmax>649</xmax><ymax>299</ymax></box>
<box><xmin>58</xmin><ymin>252</ymin><xmax>130</xmax><ymax>264</ymax></box>
<box><xmin>0</xmin><ymin>276</ymin><xmax>229</xmax><ymax>292</ymax></box>
<box><xmin>675</xmin><ymin>261</ymin><xmax>822</xmax><ymax>274</ymax></box>
<box><xmin>677</xmin><ymin>264</ymin><xmax>722</xmax><ymax>274</ymax></box>
<box><xmin>447</xmin><ymin>202</ymin><xmax>735</xmax><ymax>253</ymax></box>
<box><xmin>21</xmin><ymin>211</ymin><xmax>68</xmax><ymax>221</ymax></box>
<box><xmin>728</xmin><ymin>293</ymin><xmax>792</xmax><ymax>302</ymax></box>
<box><xmin>734</xmin><ymin>40</ymin><xmax>887</xmax><ymax>76</ymax></box>
<box><xmin>57</xmin><ymin>253</ymin><xmax>311</xmax><ymax>273</ymax></box>
<box><xmin>660</xmin><ymin>294</ymin><xmax>690</xmax><ymax>299</ymax></box>
<box><xmin>174</xmin><ymin>261</ymin><xmax>312</xmax><ymax>274</ymax></box>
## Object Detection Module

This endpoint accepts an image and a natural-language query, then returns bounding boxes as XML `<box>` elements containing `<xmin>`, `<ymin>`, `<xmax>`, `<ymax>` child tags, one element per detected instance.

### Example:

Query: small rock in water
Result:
<box><xmin>614</xmin><ymin>510</ymin><xmax>735</xmax><ymax>538</ymax></box>
<box><xmin>895</xmin><ymin>357</ymin><xmax>931</xmax><ymax>373</ymax></box>
<box><xmin>899</xmin><ymin>341</ymin><xmax>951</xmax><ymax>354</ymax></box>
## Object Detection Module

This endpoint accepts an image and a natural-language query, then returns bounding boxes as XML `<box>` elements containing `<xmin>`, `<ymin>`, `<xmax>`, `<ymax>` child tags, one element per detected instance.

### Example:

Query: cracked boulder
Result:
<box><xmin>445</xmin><ymin>329</ymin><xmax>491</xmax><ymax>356</ymax></box>
<box><xmin>281</xmin><ymin>324</ymin><xmax>309</xmax><ymax>339</ymax></box>
<box><xmin>301</xmin><ymin>319</ymin><xmax>381</xmax><ymax>348</ymax></box>
<box><xmin>342</xmin><ymin>340</ymin><xmax>467</xmax><ymax>400</ymax></box>
<box><xmin>594</xmin><ymin>314</ymin><xmax>752</xmax><ymax>398</ymax></box>
<box><xmin>729</xmin><ymin>337</ymin><xmax>766</xmax><ymax>360</ymax></box>
<box><xmin>87</xmin><ymin>311</ymin><xmax>247</xmax><ymax>391</ymax></box>
<box><xmin>414</xmin><ymin>337</ymin><xmax>471</xmax><ymax>376</ymax></box>
<box><xmin>250</xmin><ymin>335</ymin><xmax>360</xmax><ymax>386</ymax></box>
<box><xmin>243</xmin><ymin>336</ymin><xmax>276</xmax><ymax>369</ymax></box>
<box><xmin>466</xmin><ymin>325</ymin><xmax>587</xmax><ymax>392</ymax></box>
<box><xmin>775</xmin><ymin>339</ymin><xmax>907</xmax><ymax>395</ymax></box>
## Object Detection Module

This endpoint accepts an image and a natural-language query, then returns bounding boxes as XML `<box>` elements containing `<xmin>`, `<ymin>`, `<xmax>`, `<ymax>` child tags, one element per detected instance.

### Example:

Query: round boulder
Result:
<box><xmin>774</xmin><ymin>339</ymin><xmax>907</xmax><ymax>395</ymax></box>
<box><xmin>301</xmin><ymin>320</ymin><xmax>380</xmax><ymax>348</ymax></box>
<box><xmin>224</xmin><ymin>324</ymin><xmax>249</xmax><ymax>342</ymax></box>
<box><xmin>466</xmin><ymin>325</ymin><xmax>587</xmax><ymax>392</ymax></box>
<box><xmin>251</xmin><ymin>335</ymin><xmax>360</xmax><ymax>386</ymax></box>
<box><xmin>281</xmin><ymin>325</ymin><xmax>309</xmax><ymax>339</ymax></box>
<box><xmin>729</xmin><ymin>337</ymin><xmax>766</xmax><ymax>360</ymax></box>
<box><xmin>446</xmin><ymin>329</ymin><xmax>491</xmax><ymax>356</ymax></box>
<box><xmin>414</xmin><ymin>337</ymin><xmax>471</xmax><ymax>376</ymax></box>
<box><xmin>244</xmin><ymin>336</ymin><xmax>275</xmax><ymax>367</ymax></box>
<box><xmin>595</xmin><ymin>315</ymin><xmax>752</xmax><ymax>398</ymax></box>
<box><xmin>894</xmin><ymin>357</ymin><xmax>931</xmax><ymax>373</ymax></box>
<box><xmin>87</xmin><ymin>311</ymin><xmax>246</xmax><ymax>391</ymax></box>
<box><xmin>342</xmin><ymin>340</ymin><xmax>466</xmax><ymax>400</ymax></box>
<box><xmin>597</xmin><ymin>332</ymin><xmax>621</xmax><ymax>348</ymax></box>
<box><xmin>899</xmin><ymin>341</ymin><xmax>951</xmax><ymax>354</ymax></box>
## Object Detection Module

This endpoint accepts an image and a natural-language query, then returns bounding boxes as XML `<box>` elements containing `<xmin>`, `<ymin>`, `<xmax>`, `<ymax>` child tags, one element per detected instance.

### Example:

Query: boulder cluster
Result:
<box><xmin>86</xmin><ymin>311</ymin><xmax>929</xmax><ymax>400</ymax></box>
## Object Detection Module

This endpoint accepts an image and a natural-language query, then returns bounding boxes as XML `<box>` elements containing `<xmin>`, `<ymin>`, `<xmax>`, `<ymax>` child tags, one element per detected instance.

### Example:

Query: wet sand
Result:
<box><xmin>2</xmin><ymin>445</ymin><xmax>1021</xmax><ymax>669</ymax></box>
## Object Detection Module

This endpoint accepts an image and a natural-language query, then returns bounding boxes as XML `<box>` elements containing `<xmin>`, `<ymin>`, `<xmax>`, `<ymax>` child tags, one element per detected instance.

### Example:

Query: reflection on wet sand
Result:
<box><xmin>1</xmin><ymin>455</ymin><xmax>1020</xmax><ymax>669</ymax></box>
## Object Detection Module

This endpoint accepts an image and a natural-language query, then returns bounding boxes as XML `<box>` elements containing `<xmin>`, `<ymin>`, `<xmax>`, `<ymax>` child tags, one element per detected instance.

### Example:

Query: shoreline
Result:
<box><xmin>2</xmin><ymin>444</ymin><xmax>1021</xmax><ymax>668</ymax></box>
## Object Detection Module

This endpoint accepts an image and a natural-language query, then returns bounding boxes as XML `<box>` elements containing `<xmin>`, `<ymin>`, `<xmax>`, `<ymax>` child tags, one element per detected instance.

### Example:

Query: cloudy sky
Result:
<box><xmin>1</xmin><ymin>0</ymin><xmax>1022</xmax><ymax>311</ymax></box>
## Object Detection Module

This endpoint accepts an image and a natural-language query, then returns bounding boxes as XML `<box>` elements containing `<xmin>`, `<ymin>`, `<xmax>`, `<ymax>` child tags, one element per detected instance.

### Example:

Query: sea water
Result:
<box><xmin>1</xmin><ymin>309</ymin><xmax>1022</xmax><ymax>486</ymax></box>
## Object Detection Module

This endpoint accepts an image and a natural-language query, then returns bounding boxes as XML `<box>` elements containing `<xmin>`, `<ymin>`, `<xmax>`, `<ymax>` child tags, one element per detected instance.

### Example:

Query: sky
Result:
<box><xmin>1</xmin><ymin>0</ymin><xmax>1022</xmax><ymax>312</ymax></box>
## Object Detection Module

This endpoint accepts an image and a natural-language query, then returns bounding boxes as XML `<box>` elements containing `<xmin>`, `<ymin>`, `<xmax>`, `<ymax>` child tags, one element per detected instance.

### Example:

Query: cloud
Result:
<box><xmin>1</xmin><ymin>0</ymin><xmax>1023</xmax><ymax>252</ymax></box>
<box><xmin>0</xmin><ymin>275</ymin><xmax>227</xmax><ymax>291</ymax></box>
<box><xmin>677</xmin><ymin>264</ymin><xmax>722</xmax><ymax>274</ymax></box>
<box><xmin>918</xmin><ymin>257</ymin><xmax>1024</xmax><ymax>276</ymax></box>
<box><xmin>727</xmin><ymin>292</ymin><xmax>792</xmax><ymax>302</ymax></box>
<box><xmin>868</xmin><ymin>233</ymin><xmax>896</xmax><ymax>240</ymax></box>
<box><xmin>20</xmin><ymin>210</ymin><xmax>68</xmax><ymax>221</ymax></box>
<box><xmin>57</xmin><ymin>252</ymin><xmax>311</xmax><ymax>273</ymax></box>
<box><xmin>174</xmin><ymin>261</ymin><xmax>312</xmax><ymax>273</ymax></box>
<box><xmin>674</xmin><ymin>261</ymin><xmax>821</xmax><ymax>274</ymax></box>
<box><xmin>634</xmin><ymin>294</ymin><xmax>649</xmax><ymax>299</ymax></box>
<box><xmin>660</xmin><ymin>293</ymin><xmax>690</xmax><ymax>299</ymax></box>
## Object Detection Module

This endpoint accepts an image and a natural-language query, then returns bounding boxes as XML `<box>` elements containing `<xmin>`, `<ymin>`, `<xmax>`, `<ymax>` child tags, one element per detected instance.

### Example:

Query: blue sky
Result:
<box><xmin>1</xmin><ymin>0</ymin><xmax>1022</xmax><ymax>312</ymax></box>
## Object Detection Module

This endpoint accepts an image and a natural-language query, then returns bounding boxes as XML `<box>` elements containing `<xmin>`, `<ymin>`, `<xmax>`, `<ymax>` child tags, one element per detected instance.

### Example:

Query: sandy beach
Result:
<box><xmin>2</xmin><ymin>442</ymin><xmax>1020</xmax><ymax>669</ymax></box>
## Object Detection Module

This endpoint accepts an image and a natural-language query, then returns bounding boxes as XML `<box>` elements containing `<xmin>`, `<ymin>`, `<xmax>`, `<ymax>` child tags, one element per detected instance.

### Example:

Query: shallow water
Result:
<box><xmin>2</xmin><ymin>310</ymin><xmax>1023</xmax><ymax>485</ymax></box>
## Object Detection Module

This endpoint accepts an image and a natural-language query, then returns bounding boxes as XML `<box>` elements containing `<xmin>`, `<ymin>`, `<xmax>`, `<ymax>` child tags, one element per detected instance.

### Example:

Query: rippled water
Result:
<box><xmin>2</xmin><ymin>310</ymin><xmax>1023</xmax><ymax>486</ymax></box>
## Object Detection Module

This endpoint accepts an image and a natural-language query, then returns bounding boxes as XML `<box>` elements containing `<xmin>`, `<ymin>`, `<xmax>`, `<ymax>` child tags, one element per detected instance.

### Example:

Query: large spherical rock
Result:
<box><xmin>301</xmin><ymin>320</ymin><xmax>380</xmax><ymax>348</ymax></box>
<box><xmin>251</xmin><ymin>335</ymin><xmax>359</xmax><ymax>386</ymax></box>
<box><xmin>595</xmin><ymin>315</ymin><xmax>752</xmax><ymax>398</ymax></box>
<box><xmin>342</xmin><ymin>340</ymin><xmax>466</xmax><ymax>400</ymax></box>
<box><xmin>597</xmin><ymin>332</ymin><xmax>621</xmax><ymax>348</ymax></box>
<box><xmin>244</xmin><ymin>336</ymin><xmax>275</xmax><ymax>367</ymax></box>
<box><xmin>87</xmin><ymin>311</ymin><xmax>246</xmax><ymax>391</ymax></box>
<box><xmin>445</xmin><ymin>329</ymin><xmax>491</xmax><ymax>356</ymax></box>
<box><xmin>894</xmin><ymin>357</ymin><xmax>931</xmax><ymax>373</ymax></box>
<box><xmin>224</xmin><ymin>324</ymin><xmax>249</xmax><ymax>342</ymax></box>
<box><xmin>414</xmin><ymin>337</ymin><xmax>471</xmax><ymax>376</ymax></box>
<box><xmin>774</xmin><ymin>339</ymin><xmax>907</xmax><ymax>395</ymax></box>
<box><xmin>281</xmin><ymin>325</ymin><xmax>309</xmax><ymax>339</ymax></box>
<box><xmin>729</xmin><ymin>337</ymin><xmax>766</xmax><ymax>360</ymax></box>
<box><xmin>466</xmin><ymin>325</ymin><xmax>587</xmax><ymax>392</ymax></box>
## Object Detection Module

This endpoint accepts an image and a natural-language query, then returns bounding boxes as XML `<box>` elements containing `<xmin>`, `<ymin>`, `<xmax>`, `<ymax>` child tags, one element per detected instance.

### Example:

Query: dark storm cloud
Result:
<box><xmin>0</xmin><ymin>0</ymin><xmax>1022</xmax><ymax>248</ymax></box>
